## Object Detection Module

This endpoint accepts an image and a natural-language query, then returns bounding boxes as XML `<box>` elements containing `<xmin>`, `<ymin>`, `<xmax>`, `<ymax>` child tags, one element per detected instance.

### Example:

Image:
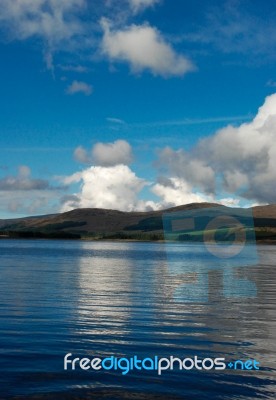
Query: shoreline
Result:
<box><xmin>1</xmin><ymin>236</ymin><xmax>276</xmax><ymax>245</ymax></box>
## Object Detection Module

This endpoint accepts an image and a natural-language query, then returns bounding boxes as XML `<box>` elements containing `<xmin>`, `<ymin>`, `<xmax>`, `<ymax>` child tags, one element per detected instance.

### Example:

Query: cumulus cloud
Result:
<box><xmin>151</xmin><ymin>177</ymin><xmax>213</xmax><ymax>207</ymax></box>
<box><xmin>61</xmin><ymin>164</ymin><xmax>148</xmax><ymax>212</ymax></box>
<box><xmin>65</xmin><ymin>141</ymin><xmax>159</xmax><ymax>212</ymax></box>
<box><xmin>66</xmin><ymin>80</ymin><xmax>93</xmax><ymax>95</ymax></box>
<box><xmin>61</xmin><ymin>165</ymin><xmax>239</xmax><ymax>213</ymax></box>
<box><xmin>150</xmin><ymin>177</ymin><xmax>242</xmax><ymax>209</ymax></box>
<box><xmin>92</xmin><ymin>140</ymin><xmax>133</xmax><ymax>166</ymax></box>
<box><xmin>66</xmin><ymin>134</ymin><xmax>248</xmax><ymax>212</ymax></box>
<box><xmin>74</xmin><ymin>139</ymin><xmax>133</xmax><ymax>166</ymax></box>
<box><xmin>101</xmin><ymin>19</ymin><xmax>195</xmax><ymax>77</ymax></box>
<box><xmin>156</xmin><ymin>147</ymin><xmax>215</xmax><ymax>194</ymax></box>
<box><xmin>157</xmin><ymin>93</ymin><xmax>276</xmax><ymax>204</ymax></box>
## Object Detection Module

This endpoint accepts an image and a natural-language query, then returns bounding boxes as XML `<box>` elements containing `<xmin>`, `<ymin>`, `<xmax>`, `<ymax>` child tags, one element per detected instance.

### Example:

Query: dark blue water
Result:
<box><xmin>0</xmin><ymin>240</ymin><xmax>275</xmax><ymax>399</ymax></box>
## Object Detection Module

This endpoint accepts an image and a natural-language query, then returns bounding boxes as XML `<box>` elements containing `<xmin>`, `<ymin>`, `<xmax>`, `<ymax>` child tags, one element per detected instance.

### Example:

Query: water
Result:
<box><xmin>0</xmin><ymin>239</ymin><xmax>275</xmax><ymax>399</ymax></box>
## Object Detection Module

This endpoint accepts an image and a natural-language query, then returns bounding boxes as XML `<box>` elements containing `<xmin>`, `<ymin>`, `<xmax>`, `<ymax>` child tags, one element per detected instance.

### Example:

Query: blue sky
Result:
<box><xmin>0</xmin><ymin>0</ymin><xmax>276</xmax><ymax>217</ymax></box>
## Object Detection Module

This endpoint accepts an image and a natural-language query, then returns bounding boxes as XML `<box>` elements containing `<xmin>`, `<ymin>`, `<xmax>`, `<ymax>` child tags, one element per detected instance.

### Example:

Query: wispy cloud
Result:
<box><xmin>106</xmin><ymin>117</ymin><xmax>126</xmax><ymax>124</ymax></box>
<box><xmin>128</xmin><ymin>0</ymin><xmax>160</xmax><ymax>14</ymax></box>
<box><xmin>131</xmin><ymin>114</ymin><xmax>253</xmax><ymax>128</ymax></box>
<box><xmin>182</xmin><ymin>0</ymin><xmax>276</xmax><ymax>62</ymax></box>
<box><xmin>58</xmin><ymin>64</ymin><xmax>89</xmax><ymax>73</ymax></box>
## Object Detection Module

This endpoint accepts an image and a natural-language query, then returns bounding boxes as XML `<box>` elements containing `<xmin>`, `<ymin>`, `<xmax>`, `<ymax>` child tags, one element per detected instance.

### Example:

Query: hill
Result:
<box><xmin>0</xmin><ymin>202</ymin><xmax>276</xmax><ymax>242</ymax></box>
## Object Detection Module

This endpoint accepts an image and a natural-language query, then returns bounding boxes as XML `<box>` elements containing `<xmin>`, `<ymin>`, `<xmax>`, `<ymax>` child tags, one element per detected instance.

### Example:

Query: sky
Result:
<box><xmin>0</xmin><ymin>0</ymin><xmax>276</xmax><ymax>218</ymax></box>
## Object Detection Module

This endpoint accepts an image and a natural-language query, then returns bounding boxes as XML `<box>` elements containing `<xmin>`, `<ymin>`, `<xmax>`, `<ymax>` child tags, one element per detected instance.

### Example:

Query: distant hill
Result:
<box><xmin>0</xmin><ymin>202</ymin><xmax>276</xmax><ymax>242</ymax></box>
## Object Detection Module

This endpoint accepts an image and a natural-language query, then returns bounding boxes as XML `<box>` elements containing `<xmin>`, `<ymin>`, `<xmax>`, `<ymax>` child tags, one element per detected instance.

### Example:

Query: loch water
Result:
<box><xmin>0</xmin><ymin>239</ymin><xmax>275</xmax><ymax>399</ymax></box>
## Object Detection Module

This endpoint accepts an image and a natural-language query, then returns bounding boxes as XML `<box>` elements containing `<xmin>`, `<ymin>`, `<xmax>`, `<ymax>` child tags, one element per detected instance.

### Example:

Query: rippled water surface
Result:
<box><xmin>0</xmin><ymin>239</ymin><xmax>275</xmax><ymax>399</ymax></box>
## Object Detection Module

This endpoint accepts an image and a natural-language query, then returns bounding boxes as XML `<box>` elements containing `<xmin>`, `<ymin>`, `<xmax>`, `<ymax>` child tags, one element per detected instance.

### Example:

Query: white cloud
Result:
<box><xmin>66</xmin><ymin>80</ymin><xmax>93</xmax><ymax>95</ymax></box>
<box><xmin>92</xmin><ymin>139</ymin><xmax>133</xmax><ymax>166</ymax></box>
<box><xmin>129</xmin><ymin>0</ymin><xmax>159</xmax><ymax>13</ymax></box>
<box><xmin>151</xmin><ymin>176</ymin><xmax>241</xmax><ymax>209</ymax></box>
<box><xmin>151</xmin><ymin>177</ymin><xmax>213</xmax><ymax>207</ymax></box>
<box><xmin>157</xmin><ymin>93</ymin><xmax>276</xmax><ymax>204</ymax></box>
<box><xmin>61</xmin><ymin>164</ymin><xmax>147</xmax><ymax>212</ymax></box>
<box><xmin>156</xmin><ymin>147</ymin><xmax>216</xmax><ymax>194</ymax></box>
<box><xmin>61</xmin><ymin>164</ymin><xmax>242</xmax><ymax>213</ymax></box>
<box><xmin>0</xmin><ymin>0</ymin><xmax>86</xmax><ymax>45</ymax></box>
<box><xmin>101</xmin><ymin>19</ymin><xmax>195</xmax><ymax>77</ymax></box>
<box><xmin>73</xmin><ymin>139</ymin><xmax>133</xmax><ymax>166</ymax></box>
<box><xmin>64</xmin><ymin>141</ymin><xmax>159</xmax><ymax>212</ymax></box>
